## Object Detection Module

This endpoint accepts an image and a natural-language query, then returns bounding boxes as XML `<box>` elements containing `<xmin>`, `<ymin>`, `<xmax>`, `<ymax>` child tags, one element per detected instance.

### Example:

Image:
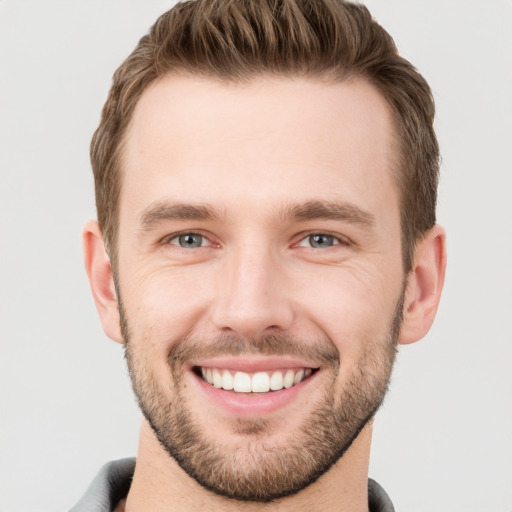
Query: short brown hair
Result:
<box><xmin>91</xmin><ymin>0</ymin><xmax>439</xmax><ymax>273</ymax></box>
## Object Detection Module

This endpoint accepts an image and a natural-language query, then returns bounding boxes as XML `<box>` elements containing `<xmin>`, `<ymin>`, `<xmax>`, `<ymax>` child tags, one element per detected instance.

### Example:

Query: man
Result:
<box><xmin>73</xmin><ymin>0</ymin><xmax>446</xmax><ymax>510</ymax></box>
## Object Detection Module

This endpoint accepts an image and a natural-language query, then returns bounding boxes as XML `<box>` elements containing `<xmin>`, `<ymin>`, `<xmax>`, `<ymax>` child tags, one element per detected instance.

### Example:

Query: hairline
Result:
<box><xmin>105</xmin><ymin>69</ymin><xmax>415</xmax><ymax>274</ymax></box>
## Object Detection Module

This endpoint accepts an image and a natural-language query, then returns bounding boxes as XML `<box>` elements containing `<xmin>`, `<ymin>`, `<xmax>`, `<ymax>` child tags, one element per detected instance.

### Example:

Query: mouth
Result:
<box><xmin>187</xmin><ymin>357</ymin><xmax>323</xmax><ymax>416</ymax></box>
<box><xmin>193</xmin><ymin>366</ymin><xmax>318</xmax><ymax>393</ymax></box>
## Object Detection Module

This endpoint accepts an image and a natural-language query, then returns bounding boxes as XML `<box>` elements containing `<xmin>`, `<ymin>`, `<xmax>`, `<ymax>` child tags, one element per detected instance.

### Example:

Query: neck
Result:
<box><xmin>122</xmin><ymin>419</ymin><xmax>373</xmax><ymax>512</ymax></box>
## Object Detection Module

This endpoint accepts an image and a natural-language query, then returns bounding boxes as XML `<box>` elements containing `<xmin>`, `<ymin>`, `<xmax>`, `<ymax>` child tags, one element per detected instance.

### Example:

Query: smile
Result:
<box><xmin>196</xmin><ymin>367</ymin><xmax>315</xmax><ymax>393</ymax></box>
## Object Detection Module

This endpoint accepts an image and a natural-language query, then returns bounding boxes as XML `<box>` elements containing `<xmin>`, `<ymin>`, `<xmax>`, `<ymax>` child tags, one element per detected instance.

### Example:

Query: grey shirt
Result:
<box><xmin>69</xmin><ymin>458</ymin><xmax>395</xmax><ymax>512</ymax></box>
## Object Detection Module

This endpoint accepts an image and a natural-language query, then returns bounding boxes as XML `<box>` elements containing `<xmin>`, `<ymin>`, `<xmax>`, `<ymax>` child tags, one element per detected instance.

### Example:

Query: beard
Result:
<box><xmin>120</xmin><ymin>295</ymin><xmax>402</xmax><ymax>503</ymax></box>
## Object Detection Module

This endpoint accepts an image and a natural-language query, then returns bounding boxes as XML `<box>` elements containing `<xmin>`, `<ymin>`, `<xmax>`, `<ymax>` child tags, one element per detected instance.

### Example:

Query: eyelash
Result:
<box><xmin>165</xmin><ymin>231</ymin><xmax>214</xmax><ymax>248</ymax></box>
<box><xmin>163</xmin><ymin>231</ymin><xmax>351</xmax><ymax>249</ymax></box>
<box><xmin>295</xmin><ymin>232</ymin><xmax>351</xmax><ymax>249</ymax></box>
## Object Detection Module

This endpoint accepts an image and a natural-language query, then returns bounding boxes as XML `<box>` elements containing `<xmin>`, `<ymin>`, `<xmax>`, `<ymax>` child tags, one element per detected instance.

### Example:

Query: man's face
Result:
<box><xmin>116</xmin><ymin>75</ymin><xmax>405</xmax><ymax>501</ymax></box>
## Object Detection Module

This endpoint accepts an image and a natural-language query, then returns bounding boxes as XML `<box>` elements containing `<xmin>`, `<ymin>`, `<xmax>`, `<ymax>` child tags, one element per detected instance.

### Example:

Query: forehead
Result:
<box><xmin>121</xmin><ymin>73</ymin><xmax>398</xmax><ymax>221</ymax></box>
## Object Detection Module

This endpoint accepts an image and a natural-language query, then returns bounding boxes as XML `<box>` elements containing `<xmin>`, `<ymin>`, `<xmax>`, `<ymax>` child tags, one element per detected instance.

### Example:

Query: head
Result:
<box><xmin>84</xmin><ymin>0</ymin><xmax>446</xmax><ymax>504</ymax></box>
<box><xmin>91</xmin><ymin>0</ymin><xmax>439</xmax><ymax>275</ymax></box>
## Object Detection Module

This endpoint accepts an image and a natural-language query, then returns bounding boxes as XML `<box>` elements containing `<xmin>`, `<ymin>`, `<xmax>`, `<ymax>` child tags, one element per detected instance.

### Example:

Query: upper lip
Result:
<box><xmin>189</xmin><ymin>357</ymin><xmax>320</xmax><ymax>373</ymax></box>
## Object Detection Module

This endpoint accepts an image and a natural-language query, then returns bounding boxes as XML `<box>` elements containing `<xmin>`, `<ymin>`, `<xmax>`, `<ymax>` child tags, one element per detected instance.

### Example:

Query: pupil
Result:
<box><xmin>311</xmin><ymin>235</ymin><xmax>333</xmax><ymax>248</ymax></box>
<box><xmin>180</xmin><ymin>234</ymin><xmax>202</xmax><ymax>248</ymax></box>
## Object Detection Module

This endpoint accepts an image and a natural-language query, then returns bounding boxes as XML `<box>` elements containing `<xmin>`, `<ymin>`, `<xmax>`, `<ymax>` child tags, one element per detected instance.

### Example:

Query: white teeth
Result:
<box><xmin>233</xmin><ymin>371</ymin><xmax>252</xmax><ymax>392</ymax></box>
<box><xmin>222</xmin><ymin>369</ymin><xmax>234</xmax><ymax>390</ymax></box>
<box><xmin>200</xmin><ymin>367</ymin><xmax>313</xmax><ymax>393</ymax></box>
<box><xmin>270</xmin><ymin>370</ymin><xmax>284</xmax><ymax>391</ymax></box>
<box><xmin>283</xmin><ymin>369</ymin><xmax>295</xmax><ymax>389</ymax></box>
<box><xmin>251</xmin><ymin>372</ymin><xmax>270</xmax><ymax>392</ymax></box>
<box><xmin>212</xmin><ymin>369</ymin><xmax>222</xmax><ymax>388</ymax></box>
<box><xmin>293</xmin><ymin>369</ymin><xmax>305</xmax><ymax>385</ymax></box>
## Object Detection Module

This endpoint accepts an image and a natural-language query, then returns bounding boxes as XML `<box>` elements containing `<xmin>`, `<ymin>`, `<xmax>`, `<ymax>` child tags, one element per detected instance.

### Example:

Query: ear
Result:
<box><xmin>83</xmin><ymin>220</ymin><xmax>123</xmax><ymax>344</ymax></box>
<box><xmin>398</xmin><ymin>225</ymin><xmax>447</xmax><ymax>345</ymax></box>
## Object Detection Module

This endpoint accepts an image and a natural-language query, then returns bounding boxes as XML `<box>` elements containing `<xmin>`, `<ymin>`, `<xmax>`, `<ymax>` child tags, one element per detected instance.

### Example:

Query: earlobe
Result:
<box><xmin>398</xmin><ymin>225</ymin><xmax>447</xmax><ymax>345</ymax></box>
<box><xmin>83</xmin><ymin>220</ymin><xmax>123</xmax><ymax>344</ymax></box>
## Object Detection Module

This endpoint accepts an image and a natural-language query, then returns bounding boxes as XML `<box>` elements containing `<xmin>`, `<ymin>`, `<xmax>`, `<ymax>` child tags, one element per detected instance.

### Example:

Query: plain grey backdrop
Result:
<box><xmin>1</xmin><ymin>1</ymin><xmax>511</xmax><ymax>511</ymax></box>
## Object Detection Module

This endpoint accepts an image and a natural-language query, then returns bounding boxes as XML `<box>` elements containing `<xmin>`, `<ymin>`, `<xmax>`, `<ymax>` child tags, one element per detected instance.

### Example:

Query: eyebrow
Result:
<box><xmin>139</xmin><ymin>202</ymin><xmax>220</xmax><ymax>231</ymax></box>
<box><xmin>138</xmin><ymin>199</ymin><xmax>376</xmax><ymax>232</ymax></box>
<box><xmin>282</xmin><ymin>200</ymin><xmax>376</xmax><ymax>229</ymax></box>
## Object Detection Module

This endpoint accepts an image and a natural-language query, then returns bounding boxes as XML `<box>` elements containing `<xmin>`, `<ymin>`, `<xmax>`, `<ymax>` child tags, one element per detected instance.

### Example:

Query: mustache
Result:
<box><xmin>167</xmin><ymin>333</ymin><xmax>340</xmax><ymax>369</ymax></box>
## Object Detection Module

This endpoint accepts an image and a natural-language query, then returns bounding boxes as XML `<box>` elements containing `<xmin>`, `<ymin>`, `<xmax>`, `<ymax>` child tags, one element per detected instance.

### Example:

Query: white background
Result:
<box><xmin>1</xmin><ymin>1</ymin><xmax>511</xmax><ymax>511</ymax></box>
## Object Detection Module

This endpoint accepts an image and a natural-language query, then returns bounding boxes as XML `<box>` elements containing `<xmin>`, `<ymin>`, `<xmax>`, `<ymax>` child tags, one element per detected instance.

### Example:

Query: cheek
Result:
<box><xmin>121</xmin><ymin>262</ymin><xmax>213</xmax><ymax>334</ymax></box>
<box><xmin>119</xmin><ymin>265</ymin><xmax>225</xmax><ymax>389</ymax></box>
<box><xmin>293</xmin><ymin>266</ymin><xmax>399</xmax><ymax>358</ymax></box>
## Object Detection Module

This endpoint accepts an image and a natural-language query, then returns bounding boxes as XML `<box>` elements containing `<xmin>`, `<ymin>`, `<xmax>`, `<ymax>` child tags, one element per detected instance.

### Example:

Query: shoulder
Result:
<box><xmin>368</xmin><ymin>478</ymin><xmax>395</xmax><ymax>512</ymax></box>
<box><xmin>68</xmin><ymin>458</ymin><xmax>136</xmax><ymax>512</ymax></box>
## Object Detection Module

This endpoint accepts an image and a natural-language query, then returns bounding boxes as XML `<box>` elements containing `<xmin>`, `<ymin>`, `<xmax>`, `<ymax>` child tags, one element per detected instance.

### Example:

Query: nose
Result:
<box><xmin>211</xmin><ymin>244</ymin><xmax>294</xmax><ymax>340</ymax></box>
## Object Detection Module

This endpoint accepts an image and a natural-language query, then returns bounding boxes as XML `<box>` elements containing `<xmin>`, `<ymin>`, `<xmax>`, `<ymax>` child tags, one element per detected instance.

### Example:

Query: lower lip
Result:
<box><xmin>190</xmin><ymin>371</ymin><xmax>318</xmax><ymax>417</ymax></box>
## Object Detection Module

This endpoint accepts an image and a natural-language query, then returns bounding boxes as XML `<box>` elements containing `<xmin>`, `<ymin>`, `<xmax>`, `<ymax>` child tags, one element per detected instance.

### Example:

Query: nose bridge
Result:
<box><xmin>212</xmin><ymin>239</ymin><xmax>293</xmax><ymax>338</ymax></box>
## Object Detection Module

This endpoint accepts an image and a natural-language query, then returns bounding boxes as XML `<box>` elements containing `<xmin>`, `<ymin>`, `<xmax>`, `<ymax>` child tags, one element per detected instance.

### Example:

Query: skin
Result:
<box><xmin>84</xmin><ymin>74</ymin><xmax>446</xmax><ymax>511</ymax></box>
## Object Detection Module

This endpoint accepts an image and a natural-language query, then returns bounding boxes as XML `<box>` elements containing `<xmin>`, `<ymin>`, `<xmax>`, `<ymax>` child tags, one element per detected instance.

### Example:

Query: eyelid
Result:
<box><xmin>159</xmin><ymin>230</ymin><xmax>351</xmax><ymax>248</ymax></box>
<box><xmin>294</xmin><ymin>231</ymin><xmax>352</xmax><ymax>248</ymax></box>
<box><xmin>162</xmin><ymin>230</ymin><xmax>217</xmax><ymax>247</ymax></box>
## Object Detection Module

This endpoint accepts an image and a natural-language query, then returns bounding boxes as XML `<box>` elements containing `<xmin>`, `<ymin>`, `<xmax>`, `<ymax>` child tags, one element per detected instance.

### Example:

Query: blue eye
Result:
<box><xmin>308</xmin><ymin>234</ymin><xmax>335</xmax><ymax>248</ymax></box>
<box><xmin>172</xmin><ymin>233</ymin><xmax>205</xmax><ymax>248</ymax></box>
